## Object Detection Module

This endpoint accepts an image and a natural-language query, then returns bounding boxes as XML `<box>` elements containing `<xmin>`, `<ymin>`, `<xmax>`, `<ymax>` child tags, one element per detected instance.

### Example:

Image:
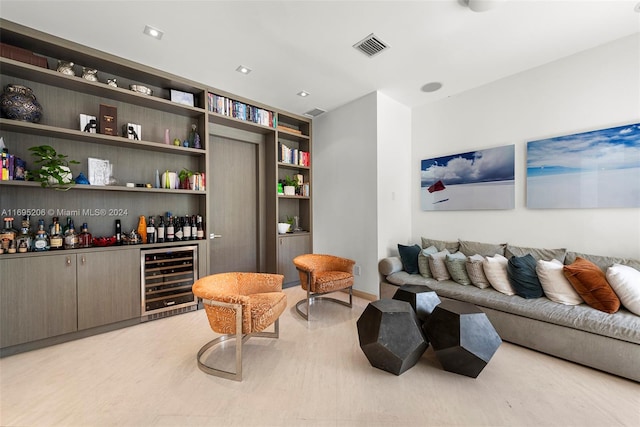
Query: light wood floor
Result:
<box><xmin>1</xmin><ymin>286</ymin><xmax>639</xmax><ymax>426</ymax></box>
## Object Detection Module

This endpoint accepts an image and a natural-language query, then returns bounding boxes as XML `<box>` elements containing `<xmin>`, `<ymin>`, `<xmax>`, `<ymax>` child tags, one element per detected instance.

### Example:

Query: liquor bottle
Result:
<box><xmin>49</xmin><ymin>216</ymin><xmax>58</xmax><ymax>237</ymax></box>
<box><xmin>79</xmin><ymin>223</ymin><xmax>92</xmax><ymax>248</ymax></box>
<box><xmin>33</xmin><ymin>219</ymin><xmax>50</xmax><ymax>251</ymax></box>
<box><xmin>175</xmin><ymin>216</ymin><xmax>184</xmax><ymax>241</ymax></box>
<box><xmin>63</xmin><ymin>216</ymin><xmax>72</xmax><ymax>236</ymax></box>
<box><xmin>190</xmin><ymin>215</ymin><xmax>197</xmax><ymax>240</ymax></box>
<box><xmin>146</xmin><ymin>216</ymin><xmax>156</xmax><ymax>244</ymax></box>
<box><xmin>166</xmin><ymin>216</ymin><xmax>175</xmax><ymax>242</ymax></box>
<box><xmin>196</xmin><ymin>215</ymin><xmax>204</xmax><ymax>240</ymax></box>
<box><xmin>115</xmin><ymin>219</ymin><xmax>122</xmax><ymax>245</ymax></box>
<box><xmin>157</xmin><ymin>216</ymin><xmax>165</xmax><ymax>243</ymax></box>
<box><xmin>0</xmin><ymin>217</ymin><xmax>18</xmax><ymax>252</ymax></box>
<box><xmin>183</xmin><ymin>215</ymin><xmax>192</xmax><ymax>240</ymax></box>
<box><xmin>137</xmin><ymin>215</ymin><xmax>147</xmax><ymax>244</ymax></box>
<box><xmin>63</xmin><ymin>220</ymin><xmax>79</xmax><ymax>249</ymax></box>
<box><xmin>16</xmin><ymin>216</ymin><xmax>34</xmax><ymax>253</ymax></box>
<box><xmin>49</xmin><ymin>221</ymin><xmax>64</xmax><ymax>250</ymax></box>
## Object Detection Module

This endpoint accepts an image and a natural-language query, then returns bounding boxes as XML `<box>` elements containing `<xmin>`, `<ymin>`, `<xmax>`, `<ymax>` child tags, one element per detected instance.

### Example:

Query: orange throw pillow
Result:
<box><xmin>563</xmin><ymin>257</ymin><xmax>620</xmax><ymax>313</ymax></box>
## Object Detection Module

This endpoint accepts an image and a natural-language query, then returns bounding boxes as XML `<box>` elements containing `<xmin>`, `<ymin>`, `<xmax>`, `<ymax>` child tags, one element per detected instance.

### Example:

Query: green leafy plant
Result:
<box><xmin>286</xmin><ymin>215</ymin><xmax>295</xmax><ymax>226</ymax></box>
<box><xmin>283</xmin><ymin>175</ymin><xmax>298</xmax><ymax>187</ymax></box>
<box><xmin>178</xmin><ymin>168</ymin><xmax>194</xmax><ymax>182</ymax></box>
<box><xmin>28</xmin><ymin>145</ymin><xmax>79</xmax><ymax>190</ymax></box>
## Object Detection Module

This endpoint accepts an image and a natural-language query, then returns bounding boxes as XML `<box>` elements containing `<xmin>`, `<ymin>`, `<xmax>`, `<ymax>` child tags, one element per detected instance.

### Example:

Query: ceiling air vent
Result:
<box><xmin>304</xmin><ymin>107</ymin><xmax>326</xmax><ymax>118</ymax></box>
<box><xmin>353</xmin><ymin>33</ymin><xmax>389</xmax><ymax>58</ymax></box>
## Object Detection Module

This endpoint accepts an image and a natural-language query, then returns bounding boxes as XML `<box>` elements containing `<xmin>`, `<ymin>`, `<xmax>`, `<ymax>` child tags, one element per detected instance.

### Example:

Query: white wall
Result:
<box><xmin>313</xmin><ymin>93</ymin><xmax>379</xmax><ymax>295</ymax></box>
<box><xmin>314</xmin><ymin>92</ymin><xmax>412</xmax><ymax>296</ymax></box>
<box><xmin>412</xmin><ymin>34</ymin><xmax>640</xmax><ymax>259</ymax></box>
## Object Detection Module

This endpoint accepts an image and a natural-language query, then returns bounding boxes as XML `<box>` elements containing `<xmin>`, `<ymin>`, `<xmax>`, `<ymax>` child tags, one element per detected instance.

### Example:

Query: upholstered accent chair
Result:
<box><xmin>293</xmin><ymin>254</ymin><xmax>355</xmax><ymax>320</ymax></box>
<box><xmin>192</xmin><ymin>272</ymin><xmax>287</xmax><ymax>381</ymax></box>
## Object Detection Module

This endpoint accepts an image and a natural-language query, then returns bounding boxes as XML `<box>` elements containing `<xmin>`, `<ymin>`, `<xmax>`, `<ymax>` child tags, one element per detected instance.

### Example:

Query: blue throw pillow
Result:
<box><xmin>398</xmin><ymin>244</ymin><xmax>421</xmax><ymax>274</ymax></box>
<box><xmin>507</xmin><ymin>254</ymin><xmax>544</xmax><ymax>298</ymax></box>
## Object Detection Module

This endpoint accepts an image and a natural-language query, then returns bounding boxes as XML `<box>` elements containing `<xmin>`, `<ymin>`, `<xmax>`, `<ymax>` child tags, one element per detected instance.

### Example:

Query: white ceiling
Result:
<box><xmin>2</xmin><ymin>1</ymin><xmax>639</xmax><ymax>117</ymax></box>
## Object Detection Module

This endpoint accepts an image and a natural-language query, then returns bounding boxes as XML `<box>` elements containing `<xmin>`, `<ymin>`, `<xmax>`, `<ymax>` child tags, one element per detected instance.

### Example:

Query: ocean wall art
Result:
<box><xmin>527</xmin><ymin>123</ymin><xmax>640</xmax><ymax>209</ymax></box>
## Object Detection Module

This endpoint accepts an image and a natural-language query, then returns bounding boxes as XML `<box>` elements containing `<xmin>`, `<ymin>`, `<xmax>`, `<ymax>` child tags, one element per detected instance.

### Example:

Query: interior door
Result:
<box><xmin>209</xmin><ymin>135</ymin><xmax>260</xmax><ymax>274</ymax></box>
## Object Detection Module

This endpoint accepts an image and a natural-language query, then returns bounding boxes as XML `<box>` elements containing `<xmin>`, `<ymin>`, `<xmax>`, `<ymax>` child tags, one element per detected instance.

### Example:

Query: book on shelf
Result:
<box><xmin>277</xmin><ymin>124</ymin><xmax>303</xmax><ymax>135</ymax></box>
<box><xmin>278</xmin><ymin>141</ymin><xmax>310</xmax><ymax>167</ymax></box>
<box><xmin>207</xmin><ymin>93</ymin><xmax>276</xmax><ymax>128</ymax></box>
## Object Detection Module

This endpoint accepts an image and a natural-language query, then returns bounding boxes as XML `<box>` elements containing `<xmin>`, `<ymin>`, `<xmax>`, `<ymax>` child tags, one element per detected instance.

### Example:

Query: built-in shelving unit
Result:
<box><xmin>0</xmin><ymin>18</ymin><xmax>312</xmax><ymax>354</ymax></box>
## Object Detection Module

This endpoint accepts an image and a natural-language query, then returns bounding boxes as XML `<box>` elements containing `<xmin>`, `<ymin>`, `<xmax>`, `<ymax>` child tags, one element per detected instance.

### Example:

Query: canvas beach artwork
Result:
<box><xmin>421</xmin><ymin>145</ymin><xmax>515</xmax><ymax>211</ymax></box>
<box><xmin>527</xmin><ymin>123</ymin><xmax>640</xmax><ymax>209</ymax></box>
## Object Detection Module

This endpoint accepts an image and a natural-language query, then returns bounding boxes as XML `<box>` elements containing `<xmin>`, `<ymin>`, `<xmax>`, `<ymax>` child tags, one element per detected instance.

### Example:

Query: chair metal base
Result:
<box><xmin>295</xmin><ymin>280</ymin><xmax>353</xmax><ymax>321</ymax></box>
<box><xmin>197</xmin><ymin>299</ymin><xmax>279</xmax><ymax>381</ymax></box>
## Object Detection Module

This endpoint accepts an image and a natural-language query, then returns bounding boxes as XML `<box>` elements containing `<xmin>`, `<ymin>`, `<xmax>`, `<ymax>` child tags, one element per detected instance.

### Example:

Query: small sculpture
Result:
<box><xmin>83</xmin><ymin>119</ymin><xmax>97</xmax><ymax>133</ymax></box>
<box><xmin>107</xmin><ymin>78</ymin><xmax>118</xmax><ymax>87</ymax></box>
<box><xmin>173</xmin><ymin>138</ymin><xmax>181</xmax><ymax>146</ymax></box>
<box><xmin>189</xmin><ymin>124</ymin><xmax>202</xmax><ymax>149</ymax></box>
<box><xmin>56</xmin><ymin>60</ymin><xmax>75</xmax><ymax>76</ymax></box>
<box><xmin>82</xmin><ymin>68</ymin><xmax>98</xmax><ymax>81</ymax></box>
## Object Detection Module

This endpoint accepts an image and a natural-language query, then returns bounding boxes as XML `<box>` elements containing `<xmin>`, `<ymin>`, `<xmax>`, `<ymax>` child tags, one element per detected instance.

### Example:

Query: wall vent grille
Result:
<box><xmin>353</xmin><ymin>33</ymin><xmax>389</xmax><ymax>58</ymax></box>
<box><xmin>304</xmin><ymin>107</ymin><xmax>326</xmax><ymax>118</ymax></box>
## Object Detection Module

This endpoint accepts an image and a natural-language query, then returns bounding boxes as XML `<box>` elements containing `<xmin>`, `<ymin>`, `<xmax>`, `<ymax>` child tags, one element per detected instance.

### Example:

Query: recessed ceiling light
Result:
<box><xmin>421</xmin><ymin>82</ymin><xmax>443</xmax><ymax>93</ymax></box>
<box><xmin>236</xmin><ymin>65</ymin><xmax>252</xmax><ymax>74</ymax></box>
<box><xmin>143</xmin><ymin>25</ymin><xmax>163</xmax><ymax>40</ymax></box>
<box><xmin>297</xmin><ymin>91</ymin><xmax>310</xmax><ymax>97</ymax></box>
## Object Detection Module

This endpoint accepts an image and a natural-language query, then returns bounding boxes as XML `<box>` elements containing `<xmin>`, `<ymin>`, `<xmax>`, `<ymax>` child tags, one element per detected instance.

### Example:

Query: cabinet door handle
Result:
<box><xmin>81</xmin><ymin>255</ymin><xmax>86</xmax><ymax>264</ymax></box>
<box><xmin>66</xmin><ymin>256</ymin><xmax>71</xmax><ymax>266</ymax></box>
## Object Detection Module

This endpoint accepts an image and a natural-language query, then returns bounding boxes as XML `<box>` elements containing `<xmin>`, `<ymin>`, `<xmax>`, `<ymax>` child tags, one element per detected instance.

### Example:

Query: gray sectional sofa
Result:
<box><xmin>378</xmin><ymin>239</ymin><xmax>640</xmax><ymax>382</ymax></box>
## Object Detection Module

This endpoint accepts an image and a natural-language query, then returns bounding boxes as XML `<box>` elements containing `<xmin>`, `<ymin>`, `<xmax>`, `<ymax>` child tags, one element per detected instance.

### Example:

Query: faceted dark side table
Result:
<box><xmin>423</xmin><ymin>299</ymin><xmax>501</xmax><ymax>378</ymax></box>
<box><xmin>357</xmin><ymin>299</ymin><xmax>428</xmax><ymax>375</ymax></box>
<box><xmin>392</xmin><ymin>284</ymin><xmax>441</xmax><ymax>323</ymax></box>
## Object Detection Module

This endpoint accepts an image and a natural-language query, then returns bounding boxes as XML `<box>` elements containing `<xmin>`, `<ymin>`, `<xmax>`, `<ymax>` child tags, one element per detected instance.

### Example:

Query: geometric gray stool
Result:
<box><xmin>357</xmin><ymin>299</ymin><xmax>428</xmax><ymax>375</ymax></box>
<box><xmin>392</xmin><ymin>284</ymin><xmax>441</xmax><ymax>322</ymax></box>
<box><xmin>423</xmin><ymin>300</ymin><xmax>501</xmax><ymax>378</ymax></box>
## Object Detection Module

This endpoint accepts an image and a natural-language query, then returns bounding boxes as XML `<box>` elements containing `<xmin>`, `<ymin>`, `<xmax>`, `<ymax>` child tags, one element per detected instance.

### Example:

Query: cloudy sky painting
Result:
<box><xmin>527</xmin><ymin>123</ymin><xmax>640</xmax><ymax>208</ymax></box>
<box><xmin>421</xmin><ymin>145</ymin><xmax>515</xmax><ymax>211</ymax></box>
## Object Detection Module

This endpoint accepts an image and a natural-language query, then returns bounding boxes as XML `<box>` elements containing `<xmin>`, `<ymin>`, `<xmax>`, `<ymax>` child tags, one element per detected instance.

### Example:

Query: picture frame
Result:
<box><xmin>87</xmin><ymin>157</ymin><xmax>110</xmax><ymax>186</ymax></box>
<box><xmin>527</xmin><ymin>123</ymin><xmax>640</xmax><ymax>209</ymax></box>
<box><xmin>170</xmin><ymin>89</ymin><xmax>195</xmax><ymax>107</ymax></box>
<box><xmin>421</xmin><ymin>145</ymin><xmax>515</xmax><ymax>211</ymax></box>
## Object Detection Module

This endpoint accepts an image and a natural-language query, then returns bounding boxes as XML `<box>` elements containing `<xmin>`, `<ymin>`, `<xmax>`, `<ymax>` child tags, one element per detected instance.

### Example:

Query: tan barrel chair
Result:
<box><xmin>192</xmin><ymin>272</ymin><xmax>287</xmax><ymax>381</ymax></box>
<box><xmin>293</xmin><ymin>254</ymin><xmax>355</xmax><ymax>320</ymax></box>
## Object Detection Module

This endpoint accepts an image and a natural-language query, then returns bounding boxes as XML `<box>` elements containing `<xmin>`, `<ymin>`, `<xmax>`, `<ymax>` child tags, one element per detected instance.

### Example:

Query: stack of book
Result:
<box><xmin>279</xmin><ymin>142</ymin><xmax>310</xmax><ymax>166</ymax></box>
<box><xmin>208</xmin><ymin>93</ymin><xmax>276</xmax><ymax>128</ymax></box>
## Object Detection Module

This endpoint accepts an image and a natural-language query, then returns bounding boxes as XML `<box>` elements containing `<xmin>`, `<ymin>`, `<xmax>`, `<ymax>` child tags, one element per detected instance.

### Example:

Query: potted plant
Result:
<box><xmin>28</xmin><ymin>145</ymin><xmax>79</xmax><ymax>190</ymax></box>
<box><xmin>178</xmin><ymin>168</ymin><xmax>194</xmax><ymax>189</ymax></box>
<box><xmin>283</xmin><ymin>175</ymin><xmax>298</xmax><ymax>196</ymax></box>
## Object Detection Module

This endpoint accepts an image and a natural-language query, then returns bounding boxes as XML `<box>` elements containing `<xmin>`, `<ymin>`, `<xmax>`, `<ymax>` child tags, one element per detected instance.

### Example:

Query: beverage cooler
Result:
<box><xmin>140</xmin><ymin>245</ymin><xmax>198</xmax><ymax>321</ymax></box>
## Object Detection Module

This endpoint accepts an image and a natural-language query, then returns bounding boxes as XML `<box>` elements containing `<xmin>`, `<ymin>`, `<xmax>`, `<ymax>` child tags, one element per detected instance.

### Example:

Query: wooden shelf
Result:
<box><xmin>0</xmin><ymin>180</ymin><xmax>206</xmax><ymax>194</ymax></box>
<box><xmin>0</xmin><ymin>58</ymin><xmax>206</xmax><ymax>118</ymax></box>
<box><xmin>277</xmin><ymin>162</ymin><xmax>310</xmax><ymax>170</ymax></box>
<box><xmin>208</xmin><ymin>111</ymin><xmax>275</xmax><ymax>135</ymax></box>
<box><xmin>0</xmin><ymin>119</ymin><xmax>206</xmax><ymax>156</ymax></box>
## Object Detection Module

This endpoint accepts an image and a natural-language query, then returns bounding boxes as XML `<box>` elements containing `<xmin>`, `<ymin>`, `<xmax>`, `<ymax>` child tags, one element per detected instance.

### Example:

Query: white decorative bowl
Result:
<box><xmin>277</xmin><ymin>223</ymin><xmax>290</xmax><ymax>234</ymax></box>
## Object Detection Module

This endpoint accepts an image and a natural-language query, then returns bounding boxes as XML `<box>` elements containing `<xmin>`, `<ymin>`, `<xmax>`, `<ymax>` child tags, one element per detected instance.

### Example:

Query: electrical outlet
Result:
<box><xmin>354</xmin><ymin>265</ymin><xmax>361</xmax><ymax>276</ymax></box>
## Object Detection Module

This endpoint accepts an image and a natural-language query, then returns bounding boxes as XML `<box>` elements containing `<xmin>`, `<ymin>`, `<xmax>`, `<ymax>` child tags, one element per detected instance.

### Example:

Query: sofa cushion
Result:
<box><xmin>565</xmin><ymin>251</ymin><xmax>640</xmax><ymax>273</ymax></box>
<box><xmin>536</xmin><ymin>259</ymin><xmax>583</xmax><ymax>305</ymax></box>
<box><xmin>458</xmin><ymin>240</ymin><xmax>506</xmax><ymax>257</ymax></box>
<box><xmin>445</xmin><ymin>251</ymin><xmax>471</xmax><ymax>285</ymax></box>
<box><xmin>421</xmin><ymin>237</ymin><xmax>459</xmax><ymax>253</ymax></box>
<box><xmin>606</xmin><ymin>264</ymin><xmax>640</xmax><ymax>316</ymax></box>
<box><xmin>506</xmin><ymin>244</ymin><xmax>567</xmax><ymax>263</ymax></box>
<box><xmin>418</xmin><ymin>246</ymin><xmax>438</xmax><ymax>278</ymax></box>
<box><xmin>483</xmin><ymin>254</ymin><xmax>515</xmax><ymax>295</ymax></box>
<box><xmin>398</xmin><ymin>243</ymin><xmax>421</xmax><ymax>274</ymax></box>
<box><xmin>507</xmin><ymin>254</ymin><xmax>544</xmax><ymax>299</ymax></box>
<box><xmin>379</xmin><ymin>256</ymin><xmax>403</xmax><ymax>276</ymax></box>
<box><xmin>563</xmin><ymin>257</ymin><xmax>620</xmax><ymax>314</ymax></box>
<box><xmin>466</xmin><ymin>254</ymin><xmax>490</xmax><ymax>289</ymax></box>
<box><xmin>428</xmin><ymin>249</ymin><xmax>451</xmax><ymax>281</ymax></box>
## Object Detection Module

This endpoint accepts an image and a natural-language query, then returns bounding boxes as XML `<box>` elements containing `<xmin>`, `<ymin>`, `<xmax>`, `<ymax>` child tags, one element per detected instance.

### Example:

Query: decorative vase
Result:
<box><xmin>0</xmin><ymin>84</ymin><xmax>43</xmax><ymax>123</ymax></box>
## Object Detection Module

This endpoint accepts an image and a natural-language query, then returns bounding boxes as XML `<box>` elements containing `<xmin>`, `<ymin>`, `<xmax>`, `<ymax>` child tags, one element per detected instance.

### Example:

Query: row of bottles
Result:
<box><xmin>135</xmin><ymin>213</ymin><xmax>204</xmax><ymax>244</ymax></box>
<box><xmin>0</xmin><ymin>216</ymin><xmax>92</xmax><ymax>254</ymax></box>
<box><xmin>0</xmin><ymin>213</ymin><xmax>204</xmax><ymax>253</ymax></box>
